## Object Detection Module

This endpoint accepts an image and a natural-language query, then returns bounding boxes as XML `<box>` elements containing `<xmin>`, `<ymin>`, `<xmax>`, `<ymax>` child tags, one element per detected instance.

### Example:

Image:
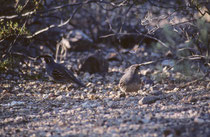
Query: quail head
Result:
<box><xmin>119</xmin><ymin>64</ymin><xmax>141</xmax><ymax>93</ymax></box>
<box><xmin>37</xmin><ymin>55</ymin><xmax>86</xmax><ymax>87</ymax></box>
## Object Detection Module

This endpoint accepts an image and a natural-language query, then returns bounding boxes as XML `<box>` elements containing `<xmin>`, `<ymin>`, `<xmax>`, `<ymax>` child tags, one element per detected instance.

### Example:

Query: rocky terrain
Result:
<box><xmin>0</xmin><ymin>49</ymin><xmax>209</xmax><ymax>137</ymax></box>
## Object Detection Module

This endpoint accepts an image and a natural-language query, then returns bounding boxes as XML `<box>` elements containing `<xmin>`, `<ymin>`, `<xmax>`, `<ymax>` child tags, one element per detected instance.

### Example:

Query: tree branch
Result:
<box><xmin>26</xmin><ymin>5</ymin><xmax>82</xmax><ymax>39</ymax></box>
<box><xmin>100</xmin><ymin>32</ymin><xmax>169</xmax><ymax>49</ymax></box>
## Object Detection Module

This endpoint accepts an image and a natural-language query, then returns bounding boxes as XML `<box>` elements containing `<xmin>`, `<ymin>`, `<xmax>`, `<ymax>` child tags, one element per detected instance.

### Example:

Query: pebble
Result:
<box><xmin>149</xmin><ymin>89</ymin><xmax>163</xmax><ymax>96</ymax></box>
<box><xmin>107</xmin><ymin>101</ymin><xmax>116</xmax><ymax>108</ymax></box>
<box><xmin>194</xmin><ymin>117</ymin><xmax>205</xmax><ymax>123</ymax></box>
<box><xmin>6</xmin><ymin>74</ymin><xmax>12</xmax><ymax>79</ymax></box>
<box><xmin>56</xmin><ymin>95</ymin><xmax>64</xmax><ymax>101</ymax></box>
<box><xmin>138</xmin><ymin>96</ymin><xmax>160</xmax><ymax>105</ymax></box>
<box><xmin>161</xmin><ymin>60</ymin><xmax>175</xmax><ymax>67</ymax></box>
<box><xmin>1</xmin><ymin>101</ymin><xmax>25</xmax><ymax>107</ymax></box>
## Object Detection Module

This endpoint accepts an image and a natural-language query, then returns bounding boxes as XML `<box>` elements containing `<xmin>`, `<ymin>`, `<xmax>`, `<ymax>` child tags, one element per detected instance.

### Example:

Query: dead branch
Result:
<box><xmin>2</xmin><ymin>52</ymin><xmax>37</xmax><ymax>61</ymax></box>
<box><xmin>178</xmin><ymin>71</ymin><xmax>210</xmax><ymax>89</ymax></box>
<box><xmin>26</xmin><ymin>5</ymin><xmax>82</xmax><ymax>39</ymax></box>
<box><xmin>100</xmin><ymin>32</ymin><xmax>169</xmax><ymax>49</ymax></box>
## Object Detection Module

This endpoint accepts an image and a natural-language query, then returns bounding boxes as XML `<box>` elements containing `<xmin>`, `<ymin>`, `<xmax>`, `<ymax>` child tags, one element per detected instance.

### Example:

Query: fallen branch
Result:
<box><xmin>178</xmin><ymin>71</ymin><xmax>209</xmax><ymax>89</ymax></box>
<box><xmin>100</xmin><ymin>32</ymin><xmax>169</xmax><ymax>48</ymax></box>
<box><xmin>2</xmin><ymin>52</ymin><xmax>37</xmax><ymax>61</ymax></box>
<box><xmin>137</xmin><ymin>60</ymin><xmax>156</xmax><ymax>67</ymax></box>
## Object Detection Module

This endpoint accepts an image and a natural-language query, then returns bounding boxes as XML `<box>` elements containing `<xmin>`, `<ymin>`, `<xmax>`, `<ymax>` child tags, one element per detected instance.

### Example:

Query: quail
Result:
<box><xmin>119</xmin><ymin>64</ymin><xmax>141</xmax><ymax>93</ymax></box>
<box><xmin>37</xmin><ymin>55</ymin><xmax>86</xmax><ymax>87</ymax></box>
<box><xmin>119</xmin><ymin>61</ymin><xmax>155</xmax><ymax>92</ymax></box>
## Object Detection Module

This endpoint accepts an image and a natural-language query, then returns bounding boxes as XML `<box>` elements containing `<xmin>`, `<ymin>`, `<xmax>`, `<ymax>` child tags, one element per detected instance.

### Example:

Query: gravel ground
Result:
<box><xmin>0</xmin><ymin>50</ymin><xmax>210</xmax><ymax>137</ymax></box>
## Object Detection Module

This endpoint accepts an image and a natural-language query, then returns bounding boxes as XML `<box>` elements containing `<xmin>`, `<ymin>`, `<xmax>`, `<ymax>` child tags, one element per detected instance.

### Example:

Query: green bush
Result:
<box><xmin>0</xmin><ymin>20</ymin><xmax>29</xmax><ymax>40</ymax></box>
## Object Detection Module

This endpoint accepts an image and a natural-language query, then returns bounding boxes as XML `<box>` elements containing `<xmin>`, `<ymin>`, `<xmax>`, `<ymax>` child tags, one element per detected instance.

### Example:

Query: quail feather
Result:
<box><xmin>37</xmin><ymin>55</ymin><xmax>86</xmax><ymax>87</ymax></box>
<box><xmin>119</xmin><ymin>61</ymin><xmax>155</xmax><ymax>92</ymax></box>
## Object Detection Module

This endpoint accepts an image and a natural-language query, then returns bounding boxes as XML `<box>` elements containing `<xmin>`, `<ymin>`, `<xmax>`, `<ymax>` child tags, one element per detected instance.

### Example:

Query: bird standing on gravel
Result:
<box><xmin>119</xmin><ymin>64</ymin><xmax>141</xmax><ymax>92</ymax></box>
<box><xmin>119</xmin><ymin>61</ymin><xmax>155</xmax><ymax>92</ymax></box>
<box><xmin>37</xmin><ymin>55</ymin><xmax>86</xmax><ymax>87</ymax></box>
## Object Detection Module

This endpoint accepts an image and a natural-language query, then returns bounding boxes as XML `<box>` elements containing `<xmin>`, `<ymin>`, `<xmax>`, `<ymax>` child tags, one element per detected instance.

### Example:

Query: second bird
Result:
<box><xmin>37</xmin><ymin>55</ymin><xmax>86</xmax><ymax>87</ymax></box>
<box><xmin>119</xmin><ymin>64</ymin><xmax>141</xmax><ymax>93</ymax></box>
<box><xmin>119</xmin><ymin>61</ymin><xmax>155</xmax><ymax>92</ymax></box>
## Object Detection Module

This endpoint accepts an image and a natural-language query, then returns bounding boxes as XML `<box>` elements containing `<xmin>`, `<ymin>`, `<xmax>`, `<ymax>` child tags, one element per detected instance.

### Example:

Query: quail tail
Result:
<box><xmin>73</xmin><ymin>78</ymin><xmax>86</xmax><ymax>87</ymax></box>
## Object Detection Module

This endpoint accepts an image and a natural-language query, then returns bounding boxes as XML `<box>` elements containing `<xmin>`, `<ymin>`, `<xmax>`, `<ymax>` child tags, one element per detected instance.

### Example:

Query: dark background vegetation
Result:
<box><xmin>0</xmin><ymin>0</ymin><xmax>209</xmax><ymax>69</ymax></box>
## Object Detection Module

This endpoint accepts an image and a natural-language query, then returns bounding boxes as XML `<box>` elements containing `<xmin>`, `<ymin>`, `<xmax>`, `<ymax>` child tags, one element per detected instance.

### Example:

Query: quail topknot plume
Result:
<box><xmin>37</xmin><ymin>55</ymin><xmax>86</xmax><ymax>87</ymax></box>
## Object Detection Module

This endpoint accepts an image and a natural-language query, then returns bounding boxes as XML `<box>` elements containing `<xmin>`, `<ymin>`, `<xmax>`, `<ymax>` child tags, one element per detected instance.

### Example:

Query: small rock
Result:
<box><xmin>82</xmin><ymin>101</ymin><xmax>91</xmax><ymax>108</ymax></box>
<box><xmin>43</xmin><ymin>94</ymin><xmax>50</xmax><ymax>99</ymax></box>
<box><xmin>1</xmin><ymin>101</ymin><xmax>25</xmax><ymax>107</ymax></box>
<box><xmin>56</xmin><ymin>95</ymin><xmax>64</xmax><ymax>101</ymax></box>
<box><xmin>165</xmin><ymin>50</ymin><xmax>173</xmax><ymax>57</ymax></box>
<box><xmin>163</xmin><ymin>125</ymin><xmax>186</xmax><ymax>137</ymax></box>
<box><xmin>138</xmin><ymin>96</ymin><xmax>159</xmax><ymax>105</ymax></box>
<box><xmin>150</xmin><ymin>90</ymin><xmax>162</xmax><ymax>96</ymax></box>
<box><xmin>87</xmin><ymin>94</ymin><xmax>97</xmax><ymax>100</ymax></box>
<box><xmin>207</xmin><ymin>82</ymin><xmax>210</xmax><ymax>89</ymax></box>
<box><xmin>79</xmin><ymin>51</ymin><xmax>109</xmax><ymax>74</ymax></box>
<box><xmin>106</xmin><ymin>100</ymin><xmax>118</xmax><ymax>108</ymax></box>
<box><xmin>150</xmin><ymin>87</ymin><xmax>163</xmax><ymax>95</ymax></box>
<box><xmin>106</xmin><ymin>52</ymin><xmax>121</xmax><ymax>61</ymax></box>
<box><xmin>118</xmin><ymin>92</ymin><xmax>126</xmax><ymax>98</ymax></box>
<box><xmin>13</xmin><ymin>76</ymin><xmax>19</xmax><ymax>80</ymax></box>
<box><xmin>14</xmin><ymin>116</ymin><xmax>23</xmax><ymax>123</ymax></box>
<box><xmin>141</xmin><ymin>116</ymin><xmax>151</xmax><ymax>124</ymax></box>
<box><xmin>67</xmin><ymin>29</ymin><xmax>93</xmax><ymax>51</ymax></box>
<box><xmin>131</xmin><ymin>116</ymin><xmax>143</xmax><ymax>124</ymax></box>
<box><xmin>63</xmin><ymin>103</ymin><xmax>70</xmax><ymax>108</ymax></box>
<box><xmin>163</xmin><ymin>129</ymin><xmax>173</xmax><ymax>137</ymax></box>
<box><xmin>6</xmin><ymin>74</ymin><xmax>12</xmax><ymax>79</ymax></box>
<box><xmin>151</xmin><ymin>52</ymin><xmax>160</xmax><ymax>57</ymax></box>
<box><xmin>161</xmin><ymin>60</ymin><xmax>175</xmax><ymax>67</ymax></box>
<box><xmin>119</xmin><ymin>34</ymin><xmax>139</xmax><ymax>49</ymax></box>
<box><xmin>107</xmin><ymin>101</ymin><xmax>115</xmax><ymax>107</ymax></box>
<box><xmin>188</xmin><ymin>96</ymin><xmax>197</xmax><ymax>103</ymax></box>
<box><xmin>194</xmin><ymin>117</ymin><xmax>205</xmax><ymax>123</ymax></box>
